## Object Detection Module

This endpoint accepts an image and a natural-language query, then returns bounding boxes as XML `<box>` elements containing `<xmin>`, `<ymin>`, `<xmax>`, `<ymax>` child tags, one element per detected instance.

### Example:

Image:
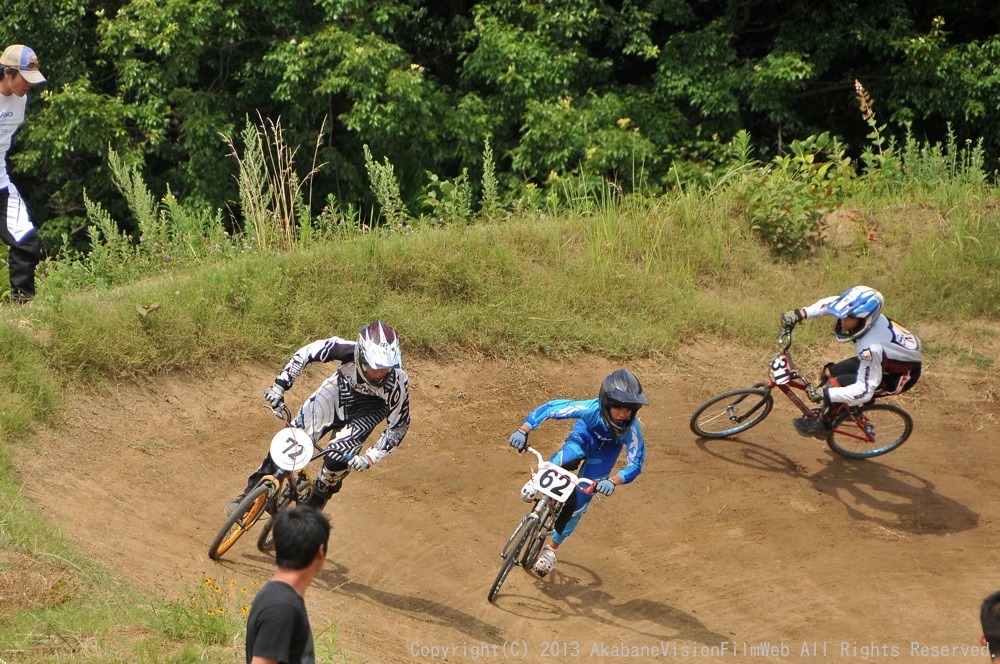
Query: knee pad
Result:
<box><xmin>322</xmin><ymin>454</ymin><xmax>350</xmax><ymax>475</ymax></box>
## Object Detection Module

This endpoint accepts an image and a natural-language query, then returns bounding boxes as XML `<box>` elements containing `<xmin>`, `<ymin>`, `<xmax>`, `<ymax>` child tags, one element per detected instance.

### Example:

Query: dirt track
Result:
<box><xmin>18</xmin><ymin>340</ymin><xmax>1000</xmax><ymax>663</ymax></box>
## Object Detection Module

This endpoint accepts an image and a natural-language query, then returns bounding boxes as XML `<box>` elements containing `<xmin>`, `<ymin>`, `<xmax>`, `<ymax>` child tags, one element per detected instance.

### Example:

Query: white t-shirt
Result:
<box><xmin>0</xmin><ymin>92</ymin><xmax>28</xmax><ymax>189</ymax></box>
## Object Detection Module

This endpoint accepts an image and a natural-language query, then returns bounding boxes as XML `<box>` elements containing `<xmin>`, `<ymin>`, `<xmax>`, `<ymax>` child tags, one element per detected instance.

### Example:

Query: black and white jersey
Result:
<box><xmin>274</xmin><ymin>337</ymin><xmax>411</xmax><ymax>463</ymax></box>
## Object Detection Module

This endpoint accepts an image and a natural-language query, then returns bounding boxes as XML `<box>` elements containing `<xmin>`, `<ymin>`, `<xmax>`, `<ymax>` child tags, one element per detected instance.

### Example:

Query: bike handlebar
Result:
<box><xmin>776</xmin><ymin>327</ymin><xmax>793</xmax><ymax>351</ymax></box>
<box><xmin>525</xmin><ymin>445</ymin><xmax>599</xmax><ymax>494</ymax></box>
<box><xmin>266</xmin><ymin>403</ymin><xmax>293</xmax><ymax>424</ymax></box>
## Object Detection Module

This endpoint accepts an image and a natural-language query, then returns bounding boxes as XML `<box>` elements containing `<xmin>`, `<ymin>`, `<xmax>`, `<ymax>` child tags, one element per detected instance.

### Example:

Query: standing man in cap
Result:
<box><xmin>0</xmin><ymin>45</ymin><xmax>45</xmax><ymax>303</ymax></box>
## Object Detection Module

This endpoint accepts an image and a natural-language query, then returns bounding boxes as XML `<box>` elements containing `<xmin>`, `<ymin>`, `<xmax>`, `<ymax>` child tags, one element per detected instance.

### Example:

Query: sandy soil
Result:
<box><xmin>15</xmin><ymin>338</ymin><xmax>1000</xmax><ymax>663</ymax></box>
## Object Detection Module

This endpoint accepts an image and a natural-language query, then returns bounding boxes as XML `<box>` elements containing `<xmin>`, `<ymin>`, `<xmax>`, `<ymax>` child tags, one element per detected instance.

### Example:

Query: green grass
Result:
<box><xmin>0</xmin><ymin>172</ymin><xmax>997</xmax><ymax>660</ymax></box>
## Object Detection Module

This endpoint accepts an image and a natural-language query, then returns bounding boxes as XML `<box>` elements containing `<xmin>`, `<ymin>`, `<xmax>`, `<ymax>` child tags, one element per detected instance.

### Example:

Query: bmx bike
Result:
<box><xmin>487</xmin><ymin>446</ymin><xmax>596</xmax><ymax>602</ymax></box>
<box><xmin>689</xmin><ymin>328</ymin><xmax>913</xmax><ymax>459</ymax></box>
<box><xmin>208</xmin><ymin>404</ymin><xmax>328</xmax><ymax>560</ymax></box>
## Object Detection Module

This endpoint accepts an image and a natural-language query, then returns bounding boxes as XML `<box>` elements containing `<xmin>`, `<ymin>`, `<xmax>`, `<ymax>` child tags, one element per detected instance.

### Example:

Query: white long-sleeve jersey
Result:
<box><xmin>802</xmin><ymin>297</ymin><xmax>922</xmax><ymax>406</ymax></box>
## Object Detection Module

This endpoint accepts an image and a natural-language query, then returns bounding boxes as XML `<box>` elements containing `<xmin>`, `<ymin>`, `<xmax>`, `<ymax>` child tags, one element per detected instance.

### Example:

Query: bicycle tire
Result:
<box><xmin>488</xmin><ymin>516</ymin><xmax>536</xmax><ymax>603</ymax></box>
<box><xmin>826</xmin><ymin>403</ymin><xmax>913</xmax><ymax>459</ymax></box>
<box><xmin>208</xmin><ymin>482</ymin><xmax>274</xmax><ymax>560</ymax></box>
<box><xmin>256</xmin><ymin>475</ymin><xmax>312</xmax><ymax>553</ymax></box>
<box><xmin>690</xmin><ymin>387</ymin><xmax>774</xmax><ymax>438</ymax></box>
<box><xmin>255</xmin><ymin>500</ymin><xmax>284</xmax><ymax>554</ymax></box>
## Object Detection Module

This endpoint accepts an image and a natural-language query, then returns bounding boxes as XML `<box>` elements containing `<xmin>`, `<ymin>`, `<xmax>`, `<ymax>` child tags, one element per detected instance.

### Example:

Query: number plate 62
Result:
<box><xmin>532</xmin><ymin>463</ymin><xmax>580</xmax><ymax>503</ymax></box>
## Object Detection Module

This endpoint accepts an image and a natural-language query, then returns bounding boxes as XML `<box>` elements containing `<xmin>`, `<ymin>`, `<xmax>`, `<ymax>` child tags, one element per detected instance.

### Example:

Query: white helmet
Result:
<box><xmin>829</xmin><ymin>286</ymin><xmax>884</xmax><ymax>342</ymax></box>
<box><xmin>354</xmin><ymin>321</ymin><xmax>402</xmax><ymax>388</ymax></box>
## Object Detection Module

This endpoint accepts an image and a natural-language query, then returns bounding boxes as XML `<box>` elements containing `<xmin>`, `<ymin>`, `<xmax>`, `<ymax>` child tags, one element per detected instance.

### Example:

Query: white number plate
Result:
<box><xmin>532</xmin><ymin>463</ymin><xmax>580</xmax><ymax>503</ymax></box>
<box><xmin>770</xmin><ymin>352</ymin><xmax>795</xmax><ymax>385</ymax></box>
<box><xmin>269</xmin><ymin>427</ymin><xmax>314</xmax><ymax>471</ymax></box>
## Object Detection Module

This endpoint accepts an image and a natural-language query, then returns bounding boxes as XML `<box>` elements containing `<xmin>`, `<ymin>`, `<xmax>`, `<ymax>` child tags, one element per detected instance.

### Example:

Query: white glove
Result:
<box><xmin>263</xmin><ymin>383</ymin><xmax>285</xmax><ymax>408</ymax></box>
<box><xmin>348</xmin><ymin>452</ymin><xmax>374</xmax><ymax>472</ymax></box>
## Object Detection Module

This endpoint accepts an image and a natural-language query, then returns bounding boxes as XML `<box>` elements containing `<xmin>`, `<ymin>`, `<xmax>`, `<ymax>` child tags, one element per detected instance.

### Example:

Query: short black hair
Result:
<box><xmin>982</xmin><ymin>590</ymin><xmax>1000</xmax><ymax>658</ymax></box>
<box><xmin>273</xmin><ymin>506</ymin><xmax>331</xmax><ymax>570</ymax></box>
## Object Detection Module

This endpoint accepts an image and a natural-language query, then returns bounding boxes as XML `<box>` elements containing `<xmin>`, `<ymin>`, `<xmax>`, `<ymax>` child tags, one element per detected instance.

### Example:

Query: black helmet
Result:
<box><xmin>598</xmin><ymin>369</ymin><xmax>649</xmax><ymax>437</ymax></box>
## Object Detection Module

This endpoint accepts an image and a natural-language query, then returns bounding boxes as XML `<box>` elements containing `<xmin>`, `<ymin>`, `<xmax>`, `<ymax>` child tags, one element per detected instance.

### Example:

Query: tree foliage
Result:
<box><xmin>4</xmin><ymin>0</ymin><xmax>1000</xmax><ymax>250</ymax></box>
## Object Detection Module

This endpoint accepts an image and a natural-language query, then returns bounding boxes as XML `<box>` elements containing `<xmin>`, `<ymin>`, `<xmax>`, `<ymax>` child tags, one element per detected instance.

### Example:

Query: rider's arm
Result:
<box><xmin>615</xmin><ymin>424</ymin><xmax>646</xmax><ymax>485</ymax></box>
<box><xmin>521</xmin><ymin>398</ymin><xmax>595</xmax><ymax>432</ymax></box>
<box><xmin>274</xmin><ymin>337</ymin><xmax>356</xmax><ymax>389</ymax></box>
<box><xmin>365</xmin><ymin>370</ymin><xmax>411</xmax><ymax>463</ymax></box>
<box><xmin>798</xmin><ymin>295</ymin><xmax>841</xmax><ymax>322</ymax></box>
<box><xmin>824</xmin><ymin>345</ymin><xmax>885</xmax><ymax>407</ymax></box>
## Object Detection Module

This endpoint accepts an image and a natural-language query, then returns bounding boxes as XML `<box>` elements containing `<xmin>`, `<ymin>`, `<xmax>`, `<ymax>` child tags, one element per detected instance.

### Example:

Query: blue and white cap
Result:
<box><xmin>1</xmin><ymin>45</ymin><xmax>45</xmax><ymax>84</ymax></box>
<box><xmin>829</xmin><ymin>285</ymin><xmax>884</xmax><ymax>342</ymax></box>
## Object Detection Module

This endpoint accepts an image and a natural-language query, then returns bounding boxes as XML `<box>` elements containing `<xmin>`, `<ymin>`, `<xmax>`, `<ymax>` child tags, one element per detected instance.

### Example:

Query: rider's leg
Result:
<box><xmin>534</xmin><ymin>492</ymin><xmax>591</xmax><ymax>576</ymax></box>
<box><xmin>306</xmin><ymin>455</ymin><xmax>351</xmax><ymax>510</ymax></box>
<box><xmin>225</xmin><ymin>454</ymin><xmax>280</xmax><ymax>515</ymax></box>
<box><xmin>822</xmin><ymin>358</ymin><xmax>859</xmax><ymax>384</ymax></box>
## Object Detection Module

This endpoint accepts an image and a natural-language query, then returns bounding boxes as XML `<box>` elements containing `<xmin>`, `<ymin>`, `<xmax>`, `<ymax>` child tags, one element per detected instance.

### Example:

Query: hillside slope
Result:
<box><xmin>18</xmin><ymin>339</ymin><xmax>999</xmax><ymax>663</ymax></box>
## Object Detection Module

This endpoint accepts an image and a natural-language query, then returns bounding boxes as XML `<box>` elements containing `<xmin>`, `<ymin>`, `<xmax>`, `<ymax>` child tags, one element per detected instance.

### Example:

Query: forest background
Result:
<box><xmin>8</xmin><ymin>0</ymin><xmax>1000</xmax><ymax>251</ymax></box>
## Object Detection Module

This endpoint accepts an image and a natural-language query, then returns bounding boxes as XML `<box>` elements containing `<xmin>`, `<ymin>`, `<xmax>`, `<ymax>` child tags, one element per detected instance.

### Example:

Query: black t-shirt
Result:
<box><xmin>246</xmin><ymin>580</ymin><xmax>315</xmax><ymax>664</ymax></box>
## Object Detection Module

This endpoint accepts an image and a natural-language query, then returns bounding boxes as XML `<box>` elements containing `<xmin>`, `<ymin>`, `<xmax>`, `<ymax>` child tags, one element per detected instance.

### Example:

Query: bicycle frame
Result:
<box><xmin>766</xmin><ymin>329</ymin><xmax>820</xmax><ymax>417</ymax></box>
<box><xmin>766</xmin><ymin>330</ymin><xmax>878</xmax><ymax>444</ymax></box>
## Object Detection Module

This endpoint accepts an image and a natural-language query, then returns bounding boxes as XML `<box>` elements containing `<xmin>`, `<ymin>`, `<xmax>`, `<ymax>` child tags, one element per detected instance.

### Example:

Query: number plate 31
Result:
<box><xmin>770</xmin><ymin>352</ymin><xmax>795</xmax><ymax>385</ymax></box>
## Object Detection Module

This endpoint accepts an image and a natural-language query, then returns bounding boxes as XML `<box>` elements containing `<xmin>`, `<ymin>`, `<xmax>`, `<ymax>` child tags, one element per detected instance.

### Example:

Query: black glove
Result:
<box><xmin>780</xmin><ymin>310</ymin><xmax>802</xmax><ymax>330</ymax></box>
<box><xmin>806</xmin><ymin>385</ymin><xmax>824</xmax><ymax>404</ymax></box>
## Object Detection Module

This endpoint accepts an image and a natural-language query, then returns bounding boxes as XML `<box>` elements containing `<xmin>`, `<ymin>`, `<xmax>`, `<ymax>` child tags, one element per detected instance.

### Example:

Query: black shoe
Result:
<box><xmin>304</xmin><ymin>478</ymin><xmax>333</xmax><ymax>511</ymax></box>
<box><xmin>792</xmin><ymin>417</ymin><xmax>829</xmax><ymax>439</ymax></box>
<box><xmin>224</xmin><ymin>493</ymin><xmax>246</xmax><ymax>516</ymax></box>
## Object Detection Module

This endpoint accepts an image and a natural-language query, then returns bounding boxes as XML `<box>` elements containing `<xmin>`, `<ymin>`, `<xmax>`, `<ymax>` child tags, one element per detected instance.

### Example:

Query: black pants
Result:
<box><xmin>0</xmin><ymin>188</ymin><xmax>42</xmax><ymax>301</ymax></box>
<box><xmin>824</xmin><ymin>357</ymin><xmax>922</xmax><ymax>397</ymax></box>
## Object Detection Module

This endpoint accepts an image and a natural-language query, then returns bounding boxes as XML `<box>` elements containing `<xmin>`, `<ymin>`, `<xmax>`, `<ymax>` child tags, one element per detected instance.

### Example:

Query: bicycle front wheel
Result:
<box><xmin>690</xmin><ymin>387</ymin><xmax>774</xmax><ymax>438</ymax></box>
<box><xmin>208</xmin><ymin>482</ymin><xmax>274</xmax><ymax>560</ymax></box>
<box><xmin>522</xmin><ymin>502</ymin><xmax>557</xmax><ymax>569</ymax></box>
<box><xmin>826</xmin><ymin>403</ymin><xmax>913</xmax><ymax>459</ymax></box>
<box><xmin>488</xmin><ymin>515</ymin><xmax>538</xmax><ymax>603</ymax></box>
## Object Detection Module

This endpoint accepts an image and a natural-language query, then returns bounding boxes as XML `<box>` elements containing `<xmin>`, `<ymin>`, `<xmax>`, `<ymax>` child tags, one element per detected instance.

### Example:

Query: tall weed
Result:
<box><xmin>223</xmin><ymin>115</ymin><xmax>327</xmax><ymax>251</ymax></box>
<box><xmin>363</xmin><ymin>145</ymin><xmax>412</xmax><ymax>228</ymax></box>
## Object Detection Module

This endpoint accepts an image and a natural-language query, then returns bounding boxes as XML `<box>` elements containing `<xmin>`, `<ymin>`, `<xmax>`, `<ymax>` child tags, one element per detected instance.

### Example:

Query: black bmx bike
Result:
<box><xmin>689</xmin><ymin>328</ymin><xmax>913</xmax><ymax>459</ymax></box>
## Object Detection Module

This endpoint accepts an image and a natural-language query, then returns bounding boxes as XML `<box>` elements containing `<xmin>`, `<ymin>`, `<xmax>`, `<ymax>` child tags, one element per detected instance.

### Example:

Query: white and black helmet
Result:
<box><xmin>829</xmin><ymin>286</ymin><xmax>884</xmax><ymax>342</ymax></box>
<box><xmin>355</xmin><ymin>321</ymin><xmax>402</xmax><ymax>388</ymax></box>
<box><xmin>598</xmin><ymin>369</ymin><xmax>649</xmax><ymax>437</ymax></box>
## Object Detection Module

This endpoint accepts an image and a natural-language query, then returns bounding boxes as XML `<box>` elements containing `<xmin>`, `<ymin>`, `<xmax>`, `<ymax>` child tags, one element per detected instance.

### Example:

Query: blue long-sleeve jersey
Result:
<box><xmin>523</xmin><ymin>398</ymin><xmax>645</xmax><ymax>484</ymax></box>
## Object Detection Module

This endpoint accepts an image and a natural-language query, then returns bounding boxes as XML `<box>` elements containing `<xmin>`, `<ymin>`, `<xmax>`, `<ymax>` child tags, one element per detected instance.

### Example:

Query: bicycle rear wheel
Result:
<box><xmin>488</xmin><ymin>515</ymin><xmax>538</xmax><ymax>603</ymax></box>
<box><xmin>257</xmin><ymin>474</ymin><xmax>312</xmax><ymax>553</ymax></box>
<box><xmin>826</xmin><ymin>403</ymin><xmax>913</xmax><ymax>459</ymax></box>
<box><xmin>208</xmin><ymin>482</ymin><xmax>274</xmax><ymax>560</ymax></box>
<box><xmin>690</xmin><ymin>387</ymin><xmax>774</xmax><ymax>438</ymax></box>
